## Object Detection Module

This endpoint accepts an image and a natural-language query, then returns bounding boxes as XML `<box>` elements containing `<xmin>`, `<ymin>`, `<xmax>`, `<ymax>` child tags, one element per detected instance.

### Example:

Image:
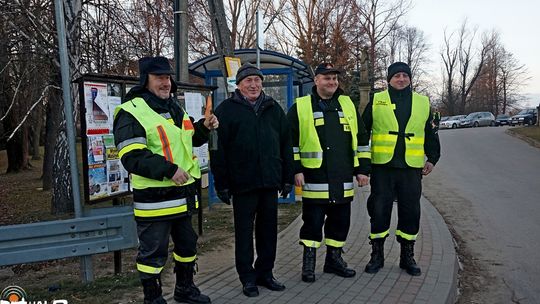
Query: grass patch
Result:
<box><xmin>510</xmin><ymin>125</ymin><xmax>540</xmax><ymax>142</ymax></box>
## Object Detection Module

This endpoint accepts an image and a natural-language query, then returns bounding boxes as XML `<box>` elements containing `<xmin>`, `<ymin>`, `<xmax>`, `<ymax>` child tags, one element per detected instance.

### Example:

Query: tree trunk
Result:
<box><xmin>4</xmin><ymin>116</ymin><xmax>30</xmax><ymax>173</ymax></box>
<box><xmin>51</xmin><ymin>120</ymin><xmax>74</xmax><ymax>214</ymax></box>
<box><xmin>30</xmin><ymin>95</ymin><xmax>44</xmax><ymax>160</ymax></box>
<box><xmin>50</xmin><ymin>0</ymin><xmax>82</xmax><ymax>214</ymax></box>
<box><xmin>42</xmin><ymin>76</ymin><xmax>62</xmax><ymax>190</ymax></box>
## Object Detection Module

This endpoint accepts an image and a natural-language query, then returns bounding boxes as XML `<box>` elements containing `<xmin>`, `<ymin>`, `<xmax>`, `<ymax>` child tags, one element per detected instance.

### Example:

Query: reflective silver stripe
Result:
<box><xmin>300</xmin><ymin>151</ymin><xmax>323</xmax><ymax>159</ymax></box>
<box><xmin>160</xmin><ymin>112</ymin><xmax>172</xmax><ymax>120</ymax></box>
<box><xmin>293</xmin><ymin>147</ymin><xmax>300</xmax><ymax>153</ymax></box>
<box><xmin>338</xmin><ymin>111</ymin><xmax>344</xmax><ymax>118</ymax></box>
<box><xmin>134</xmin><ymin>198</ymin><xmax>188</xmax><ymax>210</ymax></box>
<box><xmin>313</xmin><ymin>112</ymin><xmax>324</xmax><ymax>119</ymax></box>
<box><xmin>117</xmin><ymin>137</ymin><xmax>147</xmax><ymax>151</ymax></box>
<box><xmin>357</xmin><ymin>145</ymin><xmax>370</xmax><ymax>152</ymax></box>
<box><xmin>344</xmin><ymin>182</ymin><xmax>354</xmax><ymax>190</ymax></box>
<box><xmin>303</xmin><ymin>183</ymin><xmax>329</xmax><ymax>191</ymax></box>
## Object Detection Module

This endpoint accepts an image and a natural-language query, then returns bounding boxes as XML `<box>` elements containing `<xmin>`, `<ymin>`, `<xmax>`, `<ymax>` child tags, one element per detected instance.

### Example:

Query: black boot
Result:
<box><xmin>141</xmin><ymin>277</ymin><xmax>167</xmax><ymax>304</ymax></box>
<box><xmin>364</xmin><ymin>238</ymin><xmax>385</xmax><ymax>274</ymax></box>
<box><xmin>174</xmin><ymin>262</ymin><xmax>211</xmax><ymax>304</ymax></box>
<box><xmin>323</xmin><ymin>246</ymin><xmax>356</xmax><ymax>278</ymax></box>
<box><xmin>399</xmin><ymin>241</ymin><xmax>421</xmax><ymax>276</ymax></box>
<box><xmin>301</xmin><ymin>246</ymin><xmax>316</xmax><ymax>282</ymax></box>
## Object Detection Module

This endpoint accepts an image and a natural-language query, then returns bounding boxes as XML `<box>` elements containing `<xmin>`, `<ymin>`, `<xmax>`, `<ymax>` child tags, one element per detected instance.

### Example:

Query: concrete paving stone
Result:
<box><xmin>380</xmin><ymin>296</ymin><xmax>400</xmax><ymax>304</ymax></box>
<box><xmin>398</xmin><ymin>293</ymin><xmax>416</xmax><ymax>303</ymax></box>
<box><xmin>368</xmin><ymin>291</ymin><xmax>387</xmax><ymax>302</ymax></box>
<box><xmin>334</xmin><ymin>295</ymin><xmax>355</xmax><ymax>304</ymax></box>
<box><xmin>178</xmin><ymin>191</ymin><xmax>457</xmax><ymax>304</ymax></box>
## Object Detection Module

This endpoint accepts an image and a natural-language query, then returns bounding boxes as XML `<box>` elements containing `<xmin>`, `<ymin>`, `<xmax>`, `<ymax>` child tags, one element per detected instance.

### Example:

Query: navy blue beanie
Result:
<box><xmin>387</xmin><ymin>62</ymin><xmax>412</xmax><ymax>82</ymax></box>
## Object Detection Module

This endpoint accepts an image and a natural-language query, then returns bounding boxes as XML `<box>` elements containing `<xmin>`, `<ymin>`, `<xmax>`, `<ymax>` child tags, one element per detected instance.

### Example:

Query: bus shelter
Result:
<box><xmin>189</xmin><ymin>49</ymin><xmax>313</xmax><ymax>111</ymax></box>
<box><xmin>189</xmin><ymin>49</ymin><xmax>313</xmax><ymax>204</ymax></box>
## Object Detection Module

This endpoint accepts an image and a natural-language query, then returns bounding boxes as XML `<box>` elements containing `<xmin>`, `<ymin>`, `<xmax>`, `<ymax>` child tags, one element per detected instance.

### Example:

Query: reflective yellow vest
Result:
<box><xmin>114</xmin><ymin>97</ymin><xmax>201</xmax><ymax>189</ymax></box>
<box><xmin>296</xmin><ymin>95</ymin><xmax>359</xmax><ymax>168</ymax></box>
<box><xmin>371</xmin><ymin>90</ymin><xmax>429</xmax><ymax>168</ymax></box>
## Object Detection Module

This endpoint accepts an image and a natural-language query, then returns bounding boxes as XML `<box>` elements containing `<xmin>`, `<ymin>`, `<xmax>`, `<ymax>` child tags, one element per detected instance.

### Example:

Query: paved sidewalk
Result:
<box><xmin>169</xmin><ymin>188</ymin><xmax>458</xmax><ymax>304</ymax></box>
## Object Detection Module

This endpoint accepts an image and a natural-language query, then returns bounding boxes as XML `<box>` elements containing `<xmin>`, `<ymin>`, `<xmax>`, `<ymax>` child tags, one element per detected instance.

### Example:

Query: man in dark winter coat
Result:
<box><xmin>362</xmin><ymin>61</ymin><xmax>440</xmax><ymax>277</ymax></box>
<box><xmin>287</xmin><ymin>63</ymin><xmax>371</xmax><ymax>283</ymax></box>
<box><xmin>210</xmin><ymin>63</ymin><xmax>294</xmax><ymax>298</ymax></box>
<box><xmin>113</xmin><ymin>56</ymin><xmax>218</xmax><ymax>304</ymax></box>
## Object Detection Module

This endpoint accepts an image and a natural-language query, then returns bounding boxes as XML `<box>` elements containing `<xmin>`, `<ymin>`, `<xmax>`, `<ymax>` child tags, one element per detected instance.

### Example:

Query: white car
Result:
<box><xmin>440</xmin><ymin>115</ymin><xmax>466</xmax><ymax>129</ymax></box>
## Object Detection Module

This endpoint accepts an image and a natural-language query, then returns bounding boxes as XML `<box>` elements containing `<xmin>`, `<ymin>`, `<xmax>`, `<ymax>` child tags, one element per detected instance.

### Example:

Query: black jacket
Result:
<box><xmin>113</xmin><ymin>86</ymin><xmax>210</xmax><ymax>220</ymax></box>
<box><xmin>362</xmin><ymin>85</ymin><xmax>440</xmax><ymax>167</ymax></box>
<box><xmin>287</xmin><ymin>87</ymin><xmax>371</xmax><ymax>204</ymax></box>
<box><xmin>210</xmin><ymin>89</ymin><xmax>294</xmax><ymax>195</ymax></box>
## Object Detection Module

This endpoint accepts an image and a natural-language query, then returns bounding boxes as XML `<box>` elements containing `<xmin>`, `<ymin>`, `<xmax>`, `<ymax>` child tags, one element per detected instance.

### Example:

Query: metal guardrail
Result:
<box><xmin>0</xmin><ymin>206</ymin><xmax>137</xmax><ymax>266</ymax></box>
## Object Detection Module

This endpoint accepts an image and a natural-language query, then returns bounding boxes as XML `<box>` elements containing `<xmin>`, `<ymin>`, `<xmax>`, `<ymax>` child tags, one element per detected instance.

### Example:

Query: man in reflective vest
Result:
<box><xmin>113</xmin><ymin>56</ymin><xmax>218</xmax><ymax>304</ymax></box>
<box><xmin>362</xmin><ymin>62</ymin><xmax>440</xmax><ymax>276</ymax></box>
<box><xmin>287</xmin><ymin>63</ymin><xmax>371</xmax><ymax>283</ymax></box>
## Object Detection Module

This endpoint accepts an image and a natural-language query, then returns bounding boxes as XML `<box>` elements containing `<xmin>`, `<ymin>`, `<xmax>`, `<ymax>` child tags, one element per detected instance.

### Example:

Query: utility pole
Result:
<box><xmin>174</xmin><ymin>0</ymin><xmax>189</xmax><ymax>82</ymax></box>
<box><xmin>207</xmin><ymin>0</ymin><xmax>234</xmax><ymax>94</ymax></box>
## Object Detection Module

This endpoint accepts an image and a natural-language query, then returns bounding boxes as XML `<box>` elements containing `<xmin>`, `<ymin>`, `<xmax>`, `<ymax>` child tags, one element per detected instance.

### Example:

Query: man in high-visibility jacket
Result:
<box><xmin>362</xmin><ymin>62</ymin><xmax>440</xmax><ymax>276</ymax></box>
<box><xmin>287</xmin><ymin>63</ymin><xmax>371</xmax><ymax>283</ymax></box>
<box><xmin>113</xmin><ymin>56</ymin><xmax>218</xmax><ymax>304</ymax></box>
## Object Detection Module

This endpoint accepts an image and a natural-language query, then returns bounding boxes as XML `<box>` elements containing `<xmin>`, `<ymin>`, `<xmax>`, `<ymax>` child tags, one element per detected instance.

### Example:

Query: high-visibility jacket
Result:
<box><xmin>296</xmin><ymin>95</ymin><xmax>359</xmax><ymax>168</ymax></box>
<box><xmin>371</xmin><ymin>90</ymin><xmax>429</xmax><ymax>168</ymax></box>
<box><xmin>114</xmin><ymin>97</ymin><xmax>201</xmax><ymax>218</ymax></box>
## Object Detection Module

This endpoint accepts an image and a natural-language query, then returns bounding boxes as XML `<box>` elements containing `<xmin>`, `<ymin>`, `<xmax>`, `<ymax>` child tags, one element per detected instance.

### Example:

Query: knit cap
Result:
<box><xmin>235</xmin><ymin>63</ymin><xmax>264</xmax><ymax>84</ymax></box>
<box><xmin>387</xmin><ymin>62</ymin><xmax>412</xmax><ymax>82</ymax></box>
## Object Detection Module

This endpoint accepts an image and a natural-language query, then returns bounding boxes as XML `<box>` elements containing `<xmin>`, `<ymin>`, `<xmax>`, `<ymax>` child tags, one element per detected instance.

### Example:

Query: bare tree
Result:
<box><xmin>455</xmin><ymin>21</ymin><xmax>491</xmax><ymax>114</ymax></box>
<box><xmin>0</xmin><ymin>0</ymin><xmax>54</xmax><ymax>173</ymax></box>
<box><xmin>440</xmin><ymin>29</ymin><xmax>459</xmax><ymax>114</ymax></box>
<box><xmin>275</xmin><ymin>0</ymin><xmax>358</xmax><ymax>68</ymax></box>
<box><xmin>439</xmin><ymin>20</ymin><xmax>492</xmax><ymax>115</ymax></box>
<box><xmin>497</xmin><ymin>47</ymin><xmax>529</xmax><ymax>113</ymax></box>
<box><xmin>470</xmin><ymin>31</ymin><xmax>529</xmax><ymax>115</ymax></box>
<box><xmin>382</xmin><ymin>26</ymin><xmax>430</xmax><ymax>92</ymax></box>
<box><xmin>354</xmin><ymin>0</ymin><xmax>411</xmax><ymax>87</ymax></box>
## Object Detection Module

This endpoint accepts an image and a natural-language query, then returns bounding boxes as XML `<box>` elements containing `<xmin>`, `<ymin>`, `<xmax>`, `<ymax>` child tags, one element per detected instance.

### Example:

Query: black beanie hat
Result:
<box><xmin>236</xmin><ymin>63</ymin><xmax>264</xmax><ymax>84</ymax></box>
<box><xmin>387</xmin><ymin>62</ymin><xmax>412</xmax><ymax>82</ymax></box>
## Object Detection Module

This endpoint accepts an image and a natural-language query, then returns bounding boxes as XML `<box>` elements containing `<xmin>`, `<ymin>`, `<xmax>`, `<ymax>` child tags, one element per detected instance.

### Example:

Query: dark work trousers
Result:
<box><xmin>300</xmin><ymin>202</ymin><xmax>351</xmax><ymax>247</ymax></box>
<box><xmin>136</xmin><ymin>215</ymin><xmax>197</xmax><ymax>280</ymax></box>
<box><xmin>367</xmin><ymin>165</ymin><xmax>422</xmax><ymax>240</ymax></box>
<box><xmin>232</xmin><ymin>189</ymin><xmax>278</xmax><ymax>284</ymax></box>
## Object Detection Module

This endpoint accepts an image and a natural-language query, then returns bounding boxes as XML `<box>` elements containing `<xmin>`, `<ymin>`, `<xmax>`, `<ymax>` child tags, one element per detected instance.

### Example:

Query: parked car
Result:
<box><xmin>494</xmin><ymin>114</ymin><xmax>511</xmax><ymax>126</ymax></box>
<box><xmin>440</xmin><ymin>115</ymin><xmax>466</xmax><ymax>129</ymax></box>
<box><xmin>460</xmin><ymin>112</ymin><xmax>495</xmax><ymax>127</ymax></box>
<box><xmin>509</xmin><ymin>108</ymin><xmax>538</xmax><ymax>126</ymax></box>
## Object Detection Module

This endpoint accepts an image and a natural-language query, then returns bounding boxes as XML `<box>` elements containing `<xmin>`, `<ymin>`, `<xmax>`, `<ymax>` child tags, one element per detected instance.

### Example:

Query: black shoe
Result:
<box><xmin>173</xmin><ymin>262</ymin><xmax>211</xmax><ymax>304</ymax></box>
<box><xmin>364</xmin><ymin>238</ymin><xmax>385</xmax><ymax>274</ymax></box>
<box><xmin>399</xmin><ymin>241</ymin><xmax>422</xmax><ymax>276</ymax></box>
<box><xmin>174</xmin><ymin>284</ymin><xmax>211</xmax><ymax>304</ymax></box>
<box><xmin>256</xmin><ymin>277</ymin><xmax>286</xmax><ymax>291</ymax></box>
<box><xmin>302</xmin><ymin>246</ymin><xmax>316</xmax><ymax>282</ymax></box>
<box><xmin>242</xmin><ymin>282</ymin><xmax>259</xmax><ymax>297</ymax></box>
<box><xmin>142</xmin><ymin>277</ymin><xmax>167</xmax><ymax>304</ymax></box>
<box><xmin>323</xmin><ymin>246</ymin><xmax>356</xmax><ymax>278</ymax></box>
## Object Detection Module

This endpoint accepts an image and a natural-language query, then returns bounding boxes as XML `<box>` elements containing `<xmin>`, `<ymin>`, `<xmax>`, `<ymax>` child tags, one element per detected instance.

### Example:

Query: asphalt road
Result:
<box><xmin>424</xmin><ymin>126</ymin><xmax>540</xmax><ymax>303</ymax></box>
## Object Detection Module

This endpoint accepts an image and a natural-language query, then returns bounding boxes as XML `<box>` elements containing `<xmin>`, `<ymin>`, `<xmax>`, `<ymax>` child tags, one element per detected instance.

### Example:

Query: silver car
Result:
<box><xmin>440</xmin><ymin>115</ymin><xmax>466</xmax><ymax>129</ymax></box>
<box><xmin>460</xmin><ymin>112</ymin><xmax>495</xmax><ymax>127</ymax></box>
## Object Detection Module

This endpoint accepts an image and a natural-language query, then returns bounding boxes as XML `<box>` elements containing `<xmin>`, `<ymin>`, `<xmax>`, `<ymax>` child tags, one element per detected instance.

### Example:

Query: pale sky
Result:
<box><xmin>406</xmin><ymin>0</ymin><xmax>539</xmax><ymax>103</ymax></box>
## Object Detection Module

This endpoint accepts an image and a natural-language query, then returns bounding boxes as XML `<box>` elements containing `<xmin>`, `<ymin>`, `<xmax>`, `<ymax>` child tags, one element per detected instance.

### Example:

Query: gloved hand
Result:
<box><xmin>217</xmin><ymin>189</ymin><xmax>231</xmax><ymax>205</ymax></box>
<box><xmin>280</xmin><ymin>183</ymin><xmax>293</xmax><ymax>199</ymax></box>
